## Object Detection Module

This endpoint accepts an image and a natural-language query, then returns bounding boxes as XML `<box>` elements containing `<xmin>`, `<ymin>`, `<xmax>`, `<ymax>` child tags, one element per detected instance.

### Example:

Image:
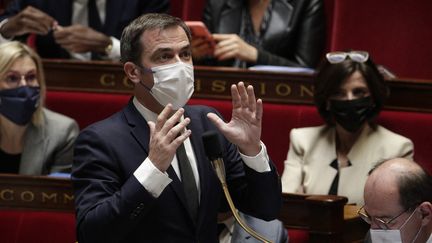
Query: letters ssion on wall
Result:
<box><xmin>42</xmin><ymin>60</ymin><xmax>432</xmax><ymax>112</ymax></box>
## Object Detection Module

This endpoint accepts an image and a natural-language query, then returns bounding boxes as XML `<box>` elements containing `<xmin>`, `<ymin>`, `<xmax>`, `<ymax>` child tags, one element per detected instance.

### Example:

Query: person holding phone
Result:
<box><xmin>192</xmin><ymin>0</ymin><xmax>325</xmax><ymax>68</ymax></box>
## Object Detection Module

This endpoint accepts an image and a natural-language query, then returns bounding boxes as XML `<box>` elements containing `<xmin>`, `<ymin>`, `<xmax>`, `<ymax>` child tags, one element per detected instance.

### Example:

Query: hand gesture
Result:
<box><xmin>0</xmin><ymin>6</ymin><xmax>55</xmax><ymax>38</ymax></box>
<box><xmin>147</xmin><ymin>104</ymin><xmax>191</xmax><ymax>172</ymax></box>
<box><xmin>213</xmin><ymin>34</ymin><xmax>258</xmax><ymax>63</ymax></box>
<box><xmin>53</xmin><ymin>24</ymin><xmax>111</xmax><ymax>54</ymax></box>
<box><xmin>207</xmin><ymin>82</ymin><xmax>262</xmax><ymax>156</ymax></box>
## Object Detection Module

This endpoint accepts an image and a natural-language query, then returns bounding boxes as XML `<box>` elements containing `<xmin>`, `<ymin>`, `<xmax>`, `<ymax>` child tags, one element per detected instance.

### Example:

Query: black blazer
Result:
<box><xmin>72</xmin><ymin>100</ymin><xmax>282</xmax><ymax>243</ymax></box>
<box><xmin>203</xmin><ymin>0</ymin><xmax>325</xmax><ymax>67</ymax></box>
<box><xmin>0</xmin><ymin>0</ymin><xmax>169</xmax><ymax>58</ymax></box>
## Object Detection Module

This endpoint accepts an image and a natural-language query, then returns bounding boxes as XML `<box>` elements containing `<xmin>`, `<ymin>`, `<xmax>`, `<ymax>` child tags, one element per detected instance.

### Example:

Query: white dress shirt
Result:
<box><xmin>71</xmin><ymin>0</ymin><xmax>120</xmax><ymax>60</ymax></box>
<box><xmin>131</xmin><ymin>97</ymin><xmax>271</xmax><ymax>198</ymax></box>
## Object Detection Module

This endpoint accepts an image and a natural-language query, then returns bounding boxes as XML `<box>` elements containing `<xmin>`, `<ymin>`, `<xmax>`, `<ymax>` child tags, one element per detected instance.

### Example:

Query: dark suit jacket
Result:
<box><xmin>0</xmin><ymin>0</ymin><xmax>169</xmax><ymax>58</ymax></box>
<box><xmin>203</xmin><ymin>0</ymin><xmax>325</xmax><ymax>68</ymax></box>
<box><xmin>72</xmin><ymin>100</ymin><xmax>282</xmax><ymax>243</ymax></box>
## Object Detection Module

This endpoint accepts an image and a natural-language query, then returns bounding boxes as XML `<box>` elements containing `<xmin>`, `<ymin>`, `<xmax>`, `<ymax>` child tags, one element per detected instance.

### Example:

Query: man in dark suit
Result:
<box><xmin>0</xmin><ymin>0</ymin><xmax>168</xmax><ymax>60</ymax></box>
<box><xmin>72</xmin><ymin>13</ymin><xmax>282</xmax><ymax>242</ymax></box>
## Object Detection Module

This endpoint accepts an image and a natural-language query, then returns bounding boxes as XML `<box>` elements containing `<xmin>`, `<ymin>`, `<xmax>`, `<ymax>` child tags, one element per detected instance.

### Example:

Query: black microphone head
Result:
<box><xmin>202</xmin><ymin>130</ymin><xmax>223</xmax><ymax>160</ymax></box>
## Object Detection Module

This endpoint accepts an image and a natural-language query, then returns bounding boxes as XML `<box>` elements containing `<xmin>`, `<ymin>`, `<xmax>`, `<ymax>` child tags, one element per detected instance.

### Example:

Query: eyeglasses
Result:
<box><xmin>357</xmin><ymin>205</ymin><xmax>410</xmax><ymax>230</ymax></box>
<box><xmin>326</xmin><ymin>51</ymin><xmax>369</xmax><ymax>64</ymax></box>
<box><xmin>2</xmin><ymin>72</ymin><xmax>38</xmax><ymax>88</ymax></box>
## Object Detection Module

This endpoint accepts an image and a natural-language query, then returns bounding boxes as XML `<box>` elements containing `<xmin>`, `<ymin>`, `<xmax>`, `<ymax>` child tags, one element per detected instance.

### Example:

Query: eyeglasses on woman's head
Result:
<box><xmin>326</xmin><ymin>51</ymin><xmax>369</xmax><ymax>64</ymax></box>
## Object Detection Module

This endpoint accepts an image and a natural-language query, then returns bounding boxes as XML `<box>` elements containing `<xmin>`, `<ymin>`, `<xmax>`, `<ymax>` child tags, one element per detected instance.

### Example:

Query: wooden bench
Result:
<box><xmin>41</xmin><ymin>62</ymin><xmax>432</xmax><ymax>242</ymax></box>
<box><xmin>0</xmin><ymin>174</ymin><xmax>368</xmax><ymax>243</ymax></box>
<box><xmin>280</xmin><ymin>193</ymin><xmax>369</xmax><ymax>243</ymax></box>
<box><xmin>0</xmin><ymin>174</ymin><xmax>75</xmax><ymax>243</ymax></box>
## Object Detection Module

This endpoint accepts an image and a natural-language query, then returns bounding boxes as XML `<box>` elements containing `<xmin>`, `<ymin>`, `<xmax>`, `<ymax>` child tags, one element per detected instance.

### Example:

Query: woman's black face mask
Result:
<box><xmin>329</xmin><ymin>96</ymin><xmax>374</xmax><ymax>133</ymax></box>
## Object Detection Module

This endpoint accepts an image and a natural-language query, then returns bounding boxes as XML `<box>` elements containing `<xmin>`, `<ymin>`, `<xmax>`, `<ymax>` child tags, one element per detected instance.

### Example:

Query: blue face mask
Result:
<box><xmin>0</xmin><ymin>86</ymin><xmax>40</xmax><ymax>125</ymax></box>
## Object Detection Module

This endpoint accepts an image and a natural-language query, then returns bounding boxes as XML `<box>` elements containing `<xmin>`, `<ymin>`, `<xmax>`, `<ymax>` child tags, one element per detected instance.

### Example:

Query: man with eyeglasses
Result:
<box><xmin>360</xmin><ymin>158</ymin><xmax>432</xmax><ymax>243</ymax></box>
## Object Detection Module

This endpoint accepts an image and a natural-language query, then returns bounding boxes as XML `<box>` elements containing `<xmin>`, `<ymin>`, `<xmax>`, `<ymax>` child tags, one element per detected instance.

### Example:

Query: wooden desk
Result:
<box><xmin>279</xmin><ymin>193</ymin><xmax>369</xmax><ymax>243</ymax></box>
<box><xmin>0</xmin><ymin>176</ymin><xmax>369</xmax><ymax>242</ymax></box>
<box><xmin>42</xmin><ymin>59</ymin><xmax>432</xmax><ymax>113</ymax></box>
<box><xmin>0</xmin><ymin>174</ymin><xmax>74</xmax><ymax>212</ymax></box>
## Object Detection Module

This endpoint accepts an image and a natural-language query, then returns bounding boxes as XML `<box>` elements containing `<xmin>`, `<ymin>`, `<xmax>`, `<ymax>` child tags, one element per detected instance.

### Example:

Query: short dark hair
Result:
<box><xmin>120</xmin><ymin>13</ymin><xmax>192</xmax><ymax>64</ymax></box>
<box><xmin>314</xmin><ymin>54</ymin><xmax>389</xmax><ymax>124</ymax></box>
<box><xmin>398</xmin><ymin>167</ymin><xmax>432</xmax><ymax>211</ymax></box>
<box><xmin>370</xmin><ymin>160</ymin><xmax>432</xmax><ymax>211</ymax></box>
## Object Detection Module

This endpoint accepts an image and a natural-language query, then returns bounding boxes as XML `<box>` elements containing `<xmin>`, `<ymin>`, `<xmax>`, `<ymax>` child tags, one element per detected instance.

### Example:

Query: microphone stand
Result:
<box><xmin>211</xmin><ymin>157</ymin><xmax>272</xmax><ymax>243</ymax></box>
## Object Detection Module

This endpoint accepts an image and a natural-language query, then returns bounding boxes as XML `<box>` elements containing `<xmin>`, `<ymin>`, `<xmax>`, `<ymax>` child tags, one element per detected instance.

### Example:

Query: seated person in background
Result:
<box><xmin>192</xmin><ymin>0</ymin><xmax>325</xmax><ymax>68</ymax></box>
<box><xmin>361</xmin><ymin>158</ymin><xmax>432</xmax><ymax>243</ymax></box>
<box><xmin>281</xmin><ymin>51</ymin><xmax>413</xmax><ymax>205</ymax></box>
<box><xmin>0</xmin><ymin>0</ymin><xmax>169</xmax><ymax>60</ymax></box>
<box><xmin>0</xmin><ymin>41</ymin><xmax>78</xmax><ymax>175</ymax></box>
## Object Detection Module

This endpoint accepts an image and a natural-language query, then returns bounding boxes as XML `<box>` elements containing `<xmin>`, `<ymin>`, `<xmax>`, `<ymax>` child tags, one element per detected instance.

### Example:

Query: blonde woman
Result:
<box><xmin>0</xmin><ymin>41</ymin><xmax>78</xmax><ymax>175</ymax></box>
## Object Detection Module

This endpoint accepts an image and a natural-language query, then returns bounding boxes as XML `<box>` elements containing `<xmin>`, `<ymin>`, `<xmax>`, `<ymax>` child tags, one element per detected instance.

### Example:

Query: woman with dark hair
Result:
<box><xmin>281</xmin><ymin>51</ymin><xmax>413</xmax><ymax>205</ymax></box>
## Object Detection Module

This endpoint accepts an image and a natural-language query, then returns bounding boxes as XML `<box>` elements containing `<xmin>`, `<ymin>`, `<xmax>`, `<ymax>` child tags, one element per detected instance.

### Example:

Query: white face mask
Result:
<box><xmin>370</xmin><ymin>207</ymin><xmax>421</xmax><ymax>243</ymax></box>
<box><xmin>370</xmin><ymin>229</ymin><xmax>403</xmax><ymax>243</ymax></box>
<box><xmin>143</xmin><ymin>62</ymin><xmax>194</xmax><ymax>110</ymax></box>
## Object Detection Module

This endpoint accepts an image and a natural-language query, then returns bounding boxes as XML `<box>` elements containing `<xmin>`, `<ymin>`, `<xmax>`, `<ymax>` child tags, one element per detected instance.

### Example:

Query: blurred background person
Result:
<box><xmin>0</xmin><ymin>0</ymin><xmax>169</xmax><ymax>60</ymax></box>
<box><xmin>192</xmin><ymin>0</ymin><xmax>325</xmax><ymax>68</ymax></box>
<box><xmin>0</xmin><ymin>41</ymin><xmax>78</xmax><ymax>175</ymax></box>
<box><xmin>281</xmin><ymin>50</ymin><xmax>413</xmax><ymax>205</ymax></box>
<box><xmin>362</xmin><ymin>158</ymin><xmax>432</xmax><ymax>243</ymax></box>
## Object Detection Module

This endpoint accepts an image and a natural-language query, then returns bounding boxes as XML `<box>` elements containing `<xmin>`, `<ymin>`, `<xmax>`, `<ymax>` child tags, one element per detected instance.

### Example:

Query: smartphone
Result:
<box><xmin>185</xmin><ymin>21</ymin><xmax>215</xmax><ymax>48</ymax></box>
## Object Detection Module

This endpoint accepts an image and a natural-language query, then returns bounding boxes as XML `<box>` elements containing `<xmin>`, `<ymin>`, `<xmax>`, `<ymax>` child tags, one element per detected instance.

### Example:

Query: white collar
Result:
<box><xmin>132</xmin><ymin>97</ymin><xmax>158</xmax><ymax>123</ymax></box>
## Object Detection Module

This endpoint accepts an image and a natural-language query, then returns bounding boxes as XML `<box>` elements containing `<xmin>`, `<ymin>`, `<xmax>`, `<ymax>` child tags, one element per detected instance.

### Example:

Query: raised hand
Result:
<box><xmin>207</xmin><ymin>82</ymin><xmax>262</xmax><ymax>156</ymax></box>
<box><xmin>0</xmin><ymin>6</ymin><xmax>55</xmax><ymax>38</ymax></box>
<box><xmin>147</xmin><ymin>104</ymin><xmax>191</xmax><ymax>172</ymax></box>
<box><xmin>212</xmin><ymin>34</ymin><xmax>258</xmax><ymax>63</ymax></box>
<box><xmin>53</xmin><ymin>24</ymin><xmax>111</xmax><ymax>54</ymax></box>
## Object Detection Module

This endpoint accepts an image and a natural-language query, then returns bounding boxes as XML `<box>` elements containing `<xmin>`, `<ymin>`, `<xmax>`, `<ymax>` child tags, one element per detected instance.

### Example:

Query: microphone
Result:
<box><xmin>202</xmin><ymin>130</ymin><xmax>223</xmax><ymax>160</ymax></box>
<box><xmin>202</xmin><ymin>131</ymin><xmax>226</xmax><ymax>185</ymax></box>
<box><xmin>202</xmin><ymin>130</ymin><xmax>272</xmax><ymax>243</ymax></box>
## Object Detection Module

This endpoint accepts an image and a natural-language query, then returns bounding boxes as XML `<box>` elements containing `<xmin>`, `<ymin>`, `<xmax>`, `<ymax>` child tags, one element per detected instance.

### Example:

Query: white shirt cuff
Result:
<box><xmin>107</xmin><ymin>36</ymin><xmax>120</xmax><ymax>60</ymax></box>
<box><xmin>239</xmin><ymin>141</ymin><xmax>271</xmax><ymax>172</ymax></box>
<box><xmin>0</xmin><ymin>19</ymin><xmax>13</xmax><ymax>43</ymax></box>
<box><xmin>133</xmin><ymin>157</ymin><xmax>172</xmax><ymax>198</ymax></box>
